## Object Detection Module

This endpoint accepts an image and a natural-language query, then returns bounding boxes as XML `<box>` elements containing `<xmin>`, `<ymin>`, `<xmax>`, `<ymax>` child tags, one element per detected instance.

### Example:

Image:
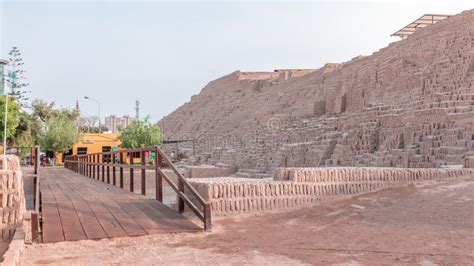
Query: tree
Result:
<box><xmin>77</xmin><ymin>115</ymin><xmax>100</xmax><ymax>133</ymax></box>
<box><xmin>8</xmin><ymin>47</ymin><xmax>30</xmax><ymax>103</ymax></box>
<box><xmin>10</xmin><ymin>99</ymin><xmax>79</xmax><ymax>154</ymax></box>
<box><xmin>119</xmin><ymin>116</ymin><xmax>162</xmax><ymax>148</ymax></box>
<box><xmin>39</xmin><ymin>115</ymin><xmax>79</xmax><ymax>163</ymax></box>
<box><xmin>12</xmin><ymin>111</ymin><xmax>39</xmax><ymax>156</ymax></box>
<box><xmin>0</xmin><ymin>96</ymin><xmax>21</xmax><ymax>141</ymax></box>
<box><xmin>30</xmin><ymin>99</ymin><xmax>79</xmax><ymax>122</ymax></box>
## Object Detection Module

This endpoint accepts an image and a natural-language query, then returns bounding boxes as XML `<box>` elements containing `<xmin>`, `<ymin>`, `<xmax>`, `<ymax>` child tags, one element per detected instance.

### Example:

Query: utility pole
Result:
<box><xmin>0</xmin><ymin>59</ymin><xmax>9</xmax><ymax>170</ymax></box>
<box><xmin>84</xmin><ymin>96</ymin><xmax>101</xmax><ymax>133</ymax></box>
<box><xmin>135</xmin><ymin>100</ymin><xmax>140</xmax><ymax>120</ymax></box>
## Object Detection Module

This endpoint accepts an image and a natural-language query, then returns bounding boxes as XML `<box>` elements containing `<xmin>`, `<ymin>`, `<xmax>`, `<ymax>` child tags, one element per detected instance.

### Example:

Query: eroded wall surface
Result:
<box><xmin>187</xmin><ymin>168</ymin><xmax>473</xmax><ymax>216</ymax></box>
<box><xmin>0</xmin><ymin>156</ymin><xmax>25</xmax><ymax>241</ymax></box>
<box><xmin>159</xmin><ymin>10</ymin><xmax>474</xmax><ymax>172</ymax></box>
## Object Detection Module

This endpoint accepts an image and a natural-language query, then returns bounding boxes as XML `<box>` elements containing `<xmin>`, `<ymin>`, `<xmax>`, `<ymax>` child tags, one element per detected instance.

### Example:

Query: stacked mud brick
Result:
<box><xmin>0</xmin><ymin>156</ymin><xmax>25</xmax><ymax>241</ymax></box>
<box><xmin>159</xmin><ymin>10</ymin><xmax>474</xmax><ymax>173</ymax></box>
<box><xmin>187</xmin><ymin>167</ymin><xmax>473</xmax><ymax>216</ymax></box>
<box><xmin>182</xmin><ymin>165</ymin><xmax>237</xmax><ymax>179</ymax></box>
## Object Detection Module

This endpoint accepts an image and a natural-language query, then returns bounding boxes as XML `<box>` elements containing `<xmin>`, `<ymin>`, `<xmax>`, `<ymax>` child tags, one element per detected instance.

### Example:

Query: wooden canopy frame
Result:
<box><xmin>392</xmin><ymin>14</ymin><xmax>451</xmax><ymax>39</ymax></box>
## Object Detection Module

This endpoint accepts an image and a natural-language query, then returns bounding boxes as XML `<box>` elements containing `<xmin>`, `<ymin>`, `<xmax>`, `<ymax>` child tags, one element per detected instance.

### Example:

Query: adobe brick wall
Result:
<box><xmin>274</xmin><ymin>167</ymin><xmax>473</xmax><ymax>182</ymax></box>
<box><xmin>182</xmin><ymin>165</ymin><xmax>237</xmax><ymax>179</ymax></box>
<box><xmin>0</xmin><ymin>156</ymin><xmax>25</xmax><ymax>241</ymax></box>
<box><xmin>187</xmin><ymin>167</ymin><xmax>473</xmax><ymax>216</ymax></box>
<box><xmin>465</xmin><ymin>156</ymin><xmax>474</xmax><ymax>168</ymax></box>
<box><xmin>159</xmin><ymin>10</ymin><xmax>474</xmax><ymax>172</ymax></box>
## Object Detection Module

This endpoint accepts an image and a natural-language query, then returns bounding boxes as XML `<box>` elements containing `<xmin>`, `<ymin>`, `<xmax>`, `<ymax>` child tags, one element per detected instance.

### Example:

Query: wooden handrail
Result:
<box><xmin>155</xmin><ymin>148</ymin><xmax>207</xmax><ymax>206</ymax></box>
<box><xmin>32</xmin><ymin>145</ymin><xmax>41</xmax><ymax>242</ymax></box>
<box><xmin>64</xmin><ymin>146</ymin><xmax>211</xmax><ymax>230</ymax></box>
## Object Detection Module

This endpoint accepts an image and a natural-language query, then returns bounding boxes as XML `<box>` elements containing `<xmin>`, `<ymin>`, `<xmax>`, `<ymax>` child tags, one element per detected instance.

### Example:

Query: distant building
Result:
<box><xmin>60</xmin><ymin>133</ymin><xmax>121</xmax><ymax>163</ymax></box>
<box><xmin>104</xmin><ymin>115</ymin><xmax>135</xmax><ymax>133</ymax></box>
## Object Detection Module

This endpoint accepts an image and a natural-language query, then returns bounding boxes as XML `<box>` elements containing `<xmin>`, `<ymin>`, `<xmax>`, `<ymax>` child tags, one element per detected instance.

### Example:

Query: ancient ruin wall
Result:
<box><xmin>187</xmin><ymin>168</ymin><xmax>473</xmax><ymax>216</ymax></box>
<box><xmin>0</xmin><ymin>156</ymin><xmax>25</xmax><ymax>241</ymax></box>
<box><xmin>159</xmin><ymin>10</ymin><xmax>474</xmax><ymax>172</ymax></box>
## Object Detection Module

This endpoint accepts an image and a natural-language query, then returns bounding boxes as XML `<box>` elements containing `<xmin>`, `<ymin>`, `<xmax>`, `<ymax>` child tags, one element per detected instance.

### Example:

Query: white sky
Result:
<box><xmin>1</xmin><ymin>1</ymin><xmax>472</xmax><ymax>122</ymax></box>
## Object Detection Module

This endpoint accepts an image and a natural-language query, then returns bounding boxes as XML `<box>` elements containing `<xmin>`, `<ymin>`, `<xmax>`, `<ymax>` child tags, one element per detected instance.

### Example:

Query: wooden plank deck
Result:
<box><xmin>40</xmin><ymin>168</ymin><xmax>201</xmax><ymax>243</ymax></box>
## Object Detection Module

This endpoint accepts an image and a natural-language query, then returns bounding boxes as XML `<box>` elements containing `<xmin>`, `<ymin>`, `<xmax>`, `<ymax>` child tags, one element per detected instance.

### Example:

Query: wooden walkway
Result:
<box><xmin>40</xmin><ymin>168</ymin><xmax>201</xmax><ymax>243</ymax></box>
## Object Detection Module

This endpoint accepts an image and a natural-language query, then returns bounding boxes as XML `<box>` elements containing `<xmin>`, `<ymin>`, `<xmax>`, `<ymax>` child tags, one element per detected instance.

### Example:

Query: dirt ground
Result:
<box><xmin>19</xmin><ymin>175</ymin><xmax>474</xmax><ymax>265</ymax></box>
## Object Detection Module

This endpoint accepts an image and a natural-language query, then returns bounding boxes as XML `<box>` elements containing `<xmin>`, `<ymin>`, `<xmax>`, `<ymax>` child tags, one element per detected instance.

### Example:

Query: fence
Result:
<box><xmin>64</xmin><ymin>146</ymin><xmax>211</xmax><ymax>230</ymax></box>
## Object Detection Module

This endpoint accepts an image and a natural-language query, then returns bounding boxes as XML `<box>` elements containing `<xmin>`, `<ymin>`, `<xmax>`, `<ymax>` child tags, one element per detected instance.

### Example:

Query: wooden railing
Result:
<box><xmin>64</xmin><ymin>146</ymin><xmax>211</xmax><ymax>230</ymax></box>
<box><xmin>32</xmin><ymin>145</ymin><xmax>41</xmax><ymax>242</ymax></box>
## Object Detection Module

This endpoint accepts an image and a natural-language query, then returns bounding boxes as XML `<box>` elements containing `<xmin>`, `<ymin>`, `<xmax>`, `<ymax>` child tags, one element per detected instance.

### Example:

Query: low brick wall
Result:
<box><xmin>182</xmin><ymin>165</ymin><xmax>237</xmax><ymax>179</ymax></box>
<box><xmin>274</xmin><ymin>167</ymin><xmax>472</xmax><ymax>182</ymax></box>
<box><xmin>187</xmin><ymin>167</ymin><xmax>473</xmax><ymax>216</ymax></box>
<box><xmin>0</xmin><ymin>156</ymin><xmax>25</xmax><ymax>241</ymax></box>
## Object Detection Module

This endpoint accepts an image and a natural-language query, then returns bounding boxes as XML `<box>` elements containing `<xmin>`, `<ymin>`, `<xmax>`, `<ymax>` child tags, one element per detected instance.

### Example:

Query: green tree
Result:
<box><xmin>8</xmin><ymin>46</ymin><xmax>30</xmax><ymax>103</ymax></box>
<box><xmin>39</xmin><ymin>115</ymin><xmax>79</xmax><ymax>163</ymax></box>
<box><xmin>12</xmin><ymin>111</ymin><xmax>39</xmax><ymax>156</ymax></box>
<box><xmin>119</xmin><ymin>116</ymin><xmax>162</xmax><ymax>148</ymax></box>
<box><xmin>0</xmin><ymin>96</ymin><xmax>21</xmax><ymax>141</ymax></box>
<box><xmin>10</xmin><ymin>99</ymin><xmax>79</xmax><ymax>155</ymax></box>
<box><xmin>30</xmin><ymin>99</ymin><xmax>79</xmax><ymax>122</ymax></box>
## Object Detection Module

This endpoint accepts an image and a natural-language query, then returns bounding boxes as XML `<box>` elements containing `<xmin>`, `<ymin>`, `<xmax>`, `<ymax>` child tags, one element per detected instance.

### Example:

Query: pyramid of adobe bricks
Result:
<box><xmin>159</xmin><ymin>10</ymin><xmax>474</xmax><ymax>173</ymax></box>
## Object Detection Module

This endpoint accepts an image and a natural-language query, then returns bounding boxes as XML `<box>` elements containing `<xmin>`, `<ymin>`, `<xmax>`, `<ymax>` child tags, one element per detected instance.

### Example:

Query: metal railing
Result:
<box><xmin>64</xmin><ymin>146</ymin><xmax>211</xmax><ymax>230</ymax></box>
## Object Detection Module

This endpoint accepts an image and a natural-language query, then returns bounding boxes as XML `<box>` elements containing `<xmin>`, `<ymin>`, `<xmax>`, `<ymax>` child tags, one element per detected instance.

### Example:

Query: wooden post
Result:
<box><xmin>129</xmin><ymin>153</ymin><xmax>134</xmax><ymax>192</ymax></box>
<box><xmin>141</xmin><ymin>150</ymin><xmax>146</xmax><ymax>195</ymax></box>
<box><xmin>92</xmin><ymin>154</ymin><xmax>96</xmax><ymax>179</ymax></box>
<box><xmin>204</xmin><ymin>203</ymin><xmax>212</xmax><ymax>231</ymax></box>
<box><xmin>88</xmin><ymin>155</ymin><xmax>92</xmax><ymax>177</ymax></box>
<box><xmin>32</xmin><ymin>146</ymin><xmax>41</xmax><ymax>241</ymax></box>
<box><xmin>178</xmin><ymin>178</ymin><xmax>185</xmax><ymax>213</ymax></box>
<box><xmin>33</xmin><ymin>146</ymin><xmax>40</xmax><ymax>210</ymax></box>
<box><xmin>112</xmin><ymin>151</ymin><xmax>116</xmax><ymax>186</ymax></box>
<box><xmin>106</xmin><ymin>153</ymin><xmax>110</xmax><ymax>184</ymax></box>
<box><xmin>34</xmin><ymin>146</ymin><xmax>40</xmax><ymax>175</ymax></box>
<box><xmin>97</xmin><ymin>154</ymin><xmax>100</xmax><ymax>180</ymax></box>
<box><xmin>119</xmin><ymin>153</ymin><xmax>124</xmax><ymax>188</ymax></box>
<box><xmin>101</xmin><ymin>154</ymin><xmax>105</xmax><ymax>182</ymax></box>
<box><xmin>31</xmin><ymin>212</ymin><xmax>39</xmax><ymax>242</ymax></box>
<box><xmin>155</xmin><ymin>147</ymin><xmax>163</xmax><ymax>203</ymax></box>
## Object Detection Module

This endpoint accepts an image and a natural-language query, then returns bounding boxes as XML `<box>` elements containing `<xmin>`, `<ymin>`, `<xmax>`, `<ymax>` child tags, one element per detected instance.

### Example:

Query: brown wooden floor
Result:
<box><xmin>40</xmin><ymin>168</ymin><xmax>201</xmax><ymax>243</ymax></box>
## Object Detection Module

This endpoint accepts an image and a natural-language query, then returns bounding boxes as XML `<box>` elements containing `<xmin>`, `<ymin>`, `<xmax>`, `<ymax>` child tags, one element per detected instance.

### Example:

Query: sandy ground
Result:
<box><xmin>19</xmin><ymin>175</ymin><xmax>474</xmax><ymax>265</ymax></box>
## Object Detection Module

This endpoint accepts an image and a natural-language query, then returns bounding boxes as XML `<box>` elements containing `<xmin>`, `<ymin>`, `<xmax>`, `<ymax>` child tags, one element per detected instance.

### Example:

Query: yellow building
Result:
<box><xmin>60</xmin><ymin>133</ymin><xmax>122</xmax><ymax>162</ymax></box>
<box><xmin>60</xmin><ymin>133</ymin><xmax>151</xmax><ymax>164</ymax></box>
<box><xmin>71</xmin><ymin>133</ymin><xmax>121</xmax><ymax>155</ymax></box>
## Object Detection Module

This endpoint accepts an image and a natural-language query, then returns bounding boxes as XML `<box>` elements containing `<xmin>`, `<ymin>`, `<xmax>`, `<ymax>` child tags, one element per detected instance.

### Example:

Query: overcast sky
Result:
<box><xmin>0</xmin><ymin>1</ymin><xmax>472</xmax><ymax>123</ymax></box>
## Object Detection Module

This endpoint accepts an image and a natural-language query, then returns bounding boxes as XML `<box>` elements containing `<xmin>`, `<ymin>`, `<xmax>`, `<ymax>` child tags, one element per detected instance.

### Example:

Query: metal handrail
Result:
<box><xmin>64</xmin><ymin>146</ymin><xmax>211</xmax><ymax>230</ymax></box>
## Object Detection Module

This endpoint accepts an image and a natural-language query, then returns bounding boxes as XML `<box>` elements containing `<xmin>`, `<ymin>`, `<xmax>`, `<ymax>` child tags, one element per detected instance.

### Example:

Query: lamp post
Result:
<box><xmin>0</xmin><ymin>59</ymin><xmax>10</xmax><ymax>170</ymax></box>
<box><xmin>84</xmin><ymin>96</ymin><xmax>101</xmax><ymax>133</ymax></box>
